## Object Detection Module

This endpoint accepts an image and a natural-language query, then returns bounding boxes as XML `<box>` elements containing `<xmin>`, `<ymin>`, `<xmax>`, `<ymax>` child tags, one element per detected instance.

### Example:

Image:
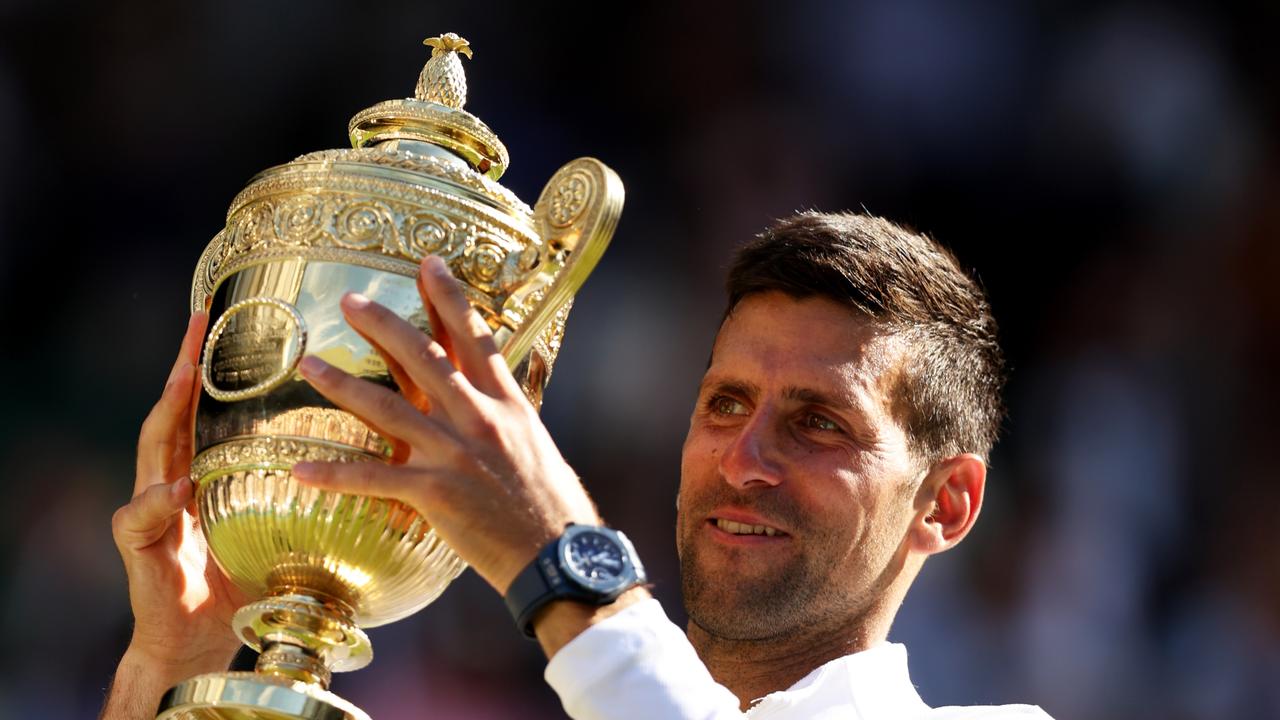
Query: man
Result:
<box><xmin>103</xmin><ymin>212</ymin><xmax>1052</xmax><ymax>718</ymax></box>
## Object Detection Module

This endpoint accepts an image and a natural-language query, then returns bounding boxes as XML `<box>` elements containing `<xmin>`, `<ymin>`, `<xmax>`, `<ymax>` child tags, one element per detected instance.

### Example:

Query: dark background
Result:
<box><xmin>0</xmin><ymin>1</ymin><xmax>1277</xmax><ymax>718</ymax></box>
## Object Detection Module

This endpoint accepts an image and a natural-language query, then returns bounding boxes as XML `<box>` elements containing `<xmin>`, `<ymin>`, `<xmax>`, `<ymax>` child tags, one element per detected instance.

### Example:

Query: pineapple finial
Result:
<box><xmin>417</xmin><ymin>33</ymin><xmax>473</xmax><ymax>109</ymax></box>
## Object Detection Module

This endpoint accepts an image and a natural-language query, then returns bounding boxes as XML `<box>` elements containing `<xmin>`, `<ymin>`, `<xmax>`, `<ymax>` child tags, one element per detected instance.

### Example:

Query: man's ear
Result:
<box><xmin>908</xmin><ymin>454</ymin><xmax>986</xmax><ymax>556</ymax></box>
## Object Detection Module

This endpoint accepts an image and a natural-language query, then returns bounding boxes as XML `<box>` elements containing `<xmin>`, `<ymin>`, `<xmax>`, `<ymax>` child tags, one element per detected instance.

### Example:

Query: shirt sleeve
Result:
<box><xmin>544</xmin><ymin>598</ymin><xmax>745</xmax><ymax>720</ymax></box>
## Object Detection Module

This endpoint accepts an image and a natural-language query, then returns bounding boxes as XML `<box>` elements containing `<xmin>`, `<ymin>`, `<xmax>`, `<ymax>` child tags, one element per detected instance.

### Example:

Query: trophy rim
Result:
<box><xmin>156</xmin><ymin>671</ymin><xmax>369</xmax><ymax>720</ymax></box>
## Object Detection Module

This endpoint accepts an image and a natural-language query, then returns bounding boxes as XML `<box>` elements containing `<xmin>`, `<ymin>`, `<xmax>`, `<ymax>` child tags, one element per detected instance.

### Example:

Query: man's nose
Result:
<box><xmin>718</xmin><ymin>412</ymin><xmax>784</xmax><ymax>489</ymax></box>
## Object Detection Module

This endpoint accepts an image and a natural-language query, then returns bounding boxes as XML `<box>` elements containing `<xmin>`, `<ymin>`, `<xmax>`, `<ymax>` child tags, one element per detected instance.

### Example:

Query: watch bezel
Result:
<box><xmin>557</xmin><ymin>524</ymin><xmax>640</xmax><ymax>596</ymax></box>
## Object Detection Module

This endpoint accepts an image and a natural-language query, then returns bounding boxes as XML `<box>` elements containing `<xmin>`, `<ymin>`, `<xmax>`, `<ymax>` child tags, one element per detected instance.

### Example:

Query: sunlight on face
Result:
<box><xmin>677</xmin><ymin>292</ymin><xmax>921</xmax><ymax>641</ymax></box>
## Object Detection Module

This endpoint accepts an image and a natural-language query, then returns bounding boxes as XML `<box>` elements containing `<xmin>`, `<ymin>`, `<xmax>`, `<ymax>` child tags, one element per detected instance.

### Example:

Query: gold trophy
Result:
<box><xmin>156</xmin><ymin>33</ymin><xmax>623</xmax><ymax>720</ymax></box>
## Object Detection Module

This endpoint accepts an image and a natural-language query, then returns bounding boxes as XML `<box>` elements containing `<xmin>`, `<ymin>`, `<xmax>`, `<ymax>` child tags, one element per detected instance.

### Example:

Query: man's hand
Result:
<box><xmin>292</xmin><ymin>256</ymin><xmax>604</xmax><ymax>597</ymax></box>
<box><xmin>102</xmin><ymin>313</ymin><xmax>247</xmax><ymax>720</ymax></box>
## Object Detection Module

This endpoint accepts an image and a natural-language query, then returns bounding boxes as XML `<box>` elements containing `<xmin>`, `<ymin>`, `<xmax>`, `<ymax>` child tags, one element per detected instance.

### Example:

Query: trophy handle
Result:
<box><xmin>190</xmin><ymin>230</ymin><xmax>224</xmax><ymax>313</ymax></box>
<box><xmin>499</xmin><ymin>157</ymin><xmax>624</xmax><ymax>369</ymax></box>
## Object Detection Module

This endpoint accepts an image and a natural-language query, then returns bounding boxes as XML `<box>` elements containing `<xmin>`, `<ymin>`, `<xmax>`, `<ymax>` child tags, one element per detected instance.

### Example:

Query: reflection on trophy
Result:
<box><xmin>156</xmin><ymin>32</ymin><xmax>623</xmax><ymax>720</ymax></box>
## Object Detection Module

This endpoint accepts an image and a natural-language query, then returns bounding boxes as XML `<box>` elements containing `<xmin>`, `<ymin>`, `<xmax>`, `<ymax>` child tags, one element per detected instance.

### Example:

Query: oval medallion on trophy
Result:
<box><xmin>202</xmin><ymin>297</ymin><xmax>308</xmax><ymax>402</ymax></box>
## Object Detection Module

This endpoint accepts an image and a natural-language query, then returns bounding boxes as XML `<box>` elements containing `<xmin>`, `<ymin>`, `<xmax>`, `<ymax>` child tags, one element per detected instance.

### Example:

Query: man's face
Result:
<box><xmin>677</xmin><ymin>291</ymin><xmax>922</xmax><ymax>641</ymax></box>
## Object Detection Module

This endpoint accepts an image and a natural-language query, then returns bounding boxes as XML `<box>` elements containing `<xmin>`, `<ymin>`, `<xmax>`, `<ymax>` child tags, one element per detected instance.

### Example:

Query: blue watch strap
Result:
<box><xmin>504</xmin><ymin>543</ymin><xmax>569</xmax><ymax>639</ymax></box>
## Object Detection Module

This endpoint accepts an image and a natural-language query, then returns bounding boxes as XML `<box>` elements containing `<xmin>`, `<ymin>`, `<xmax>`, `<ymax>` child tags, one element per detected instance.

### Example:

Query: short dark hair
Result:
<box><xmin>725</xmin><ymin>211</ymin><xmax>1006</xmax><ymax>463</ymax></box>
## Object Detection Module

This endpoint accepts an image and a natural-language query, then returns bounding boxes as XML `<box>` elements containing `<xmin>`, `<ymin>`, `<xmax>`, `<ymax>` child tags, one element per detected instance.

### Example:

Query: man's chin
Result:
<box><xmin>681</xmin><ymin>562</ymin><xmax>819</xmax><ymax>641</ymax></box>
<box><xmin>684</xmin><ymin>591</ymin><xmax>810</xmax><ymax>642</ymax></box>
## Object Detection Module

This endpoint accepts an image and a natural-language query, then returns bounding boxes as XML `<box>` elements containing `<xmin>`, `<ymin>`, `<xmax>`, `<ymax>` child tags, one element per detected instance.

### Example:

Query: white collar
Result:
<box><xmin>745</xmin><ymin>643</ymin><xmax>930</xmax><ymax>719</ymax></box>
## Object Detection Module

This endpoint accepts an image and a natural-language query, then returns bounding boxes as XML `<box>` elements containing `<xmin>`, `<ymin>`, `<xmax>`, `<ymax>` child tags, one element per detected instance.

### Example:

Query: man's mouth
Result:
<box><xmin>711</xmin><ymin>518</ymin><xmax>784</xmax><ymax>537</ymax></box>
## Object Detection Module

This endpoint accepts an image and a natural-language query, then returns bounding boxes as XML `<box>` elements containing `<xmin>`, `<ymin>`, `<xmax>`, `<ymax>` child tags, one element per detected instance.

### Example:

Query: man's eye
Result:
<box><xmin>803</xmin><ymin>413</ymin><xmax>841</xmax><ymax>432</ymax></box>
<box><xmin>709</xmin><ymin>395</ymin><xmax>747</xmax><ymax>416</ymax></box>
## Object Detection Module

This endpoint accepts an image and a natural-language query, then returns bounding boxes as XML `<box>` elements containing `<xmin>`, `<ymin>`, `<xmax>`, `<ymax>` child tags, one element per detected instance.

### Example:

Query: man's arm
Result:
<box><xmin>100</xmin><ymin>313</ymin><xmax>246</xmax><ymax>720</ymax></box>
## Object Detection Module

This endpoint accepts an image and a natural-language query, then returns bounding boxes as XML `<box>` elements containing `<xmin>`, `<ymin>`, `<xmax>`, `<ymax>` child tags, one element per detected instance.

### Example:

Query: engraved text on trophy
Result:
<box><xmin>203</xmin><ymin>297</ymin><xmax>308</xmax><ymax>402</ymax></box>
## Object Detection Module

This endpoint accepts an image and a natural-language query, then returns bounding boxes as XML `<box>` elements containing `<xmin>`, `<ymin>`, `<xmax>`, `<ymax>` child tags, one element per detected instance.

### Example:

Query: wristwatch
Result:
<box><xmin>504</xmin><ymin>523</ymin><xmax>647</xmax><ymax>639</ymax></box>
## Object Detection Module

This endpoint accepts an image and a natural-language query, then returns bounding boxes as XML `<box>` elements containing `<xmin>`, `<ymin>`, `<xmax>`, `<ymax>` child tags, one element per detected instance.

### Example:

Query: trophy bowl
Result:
<box><xmin>155</xmin><ymin>32</ymin><xmax>623</xmax><ymax>720</ymax></box>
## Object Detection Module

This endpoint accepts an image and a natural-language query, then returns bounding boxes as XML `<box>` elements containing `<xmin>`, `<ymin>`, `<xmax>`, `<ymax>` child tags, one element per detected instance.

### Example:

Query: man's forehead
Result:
<box><xmin>711</xmin><ymin>293</ymin><xmax>902</xmax><ymax>369</ymax></box>
<box><xmin>706</xmin><ymin>292</ymin><xmax>906</xmax><ymax>400</ymax></box>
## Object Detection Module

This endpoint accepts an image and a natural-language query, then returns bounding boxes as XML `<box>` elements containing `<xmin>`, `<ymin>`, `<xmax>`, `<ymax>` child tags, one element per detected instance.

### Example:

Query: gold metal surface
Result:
<box><xmin>199</xmin><ymin>463</ymin><xmax>464</xmax><ymax>632</ymax></box>
<box><xmin>157</xmin><ymin>673</ymin><xmax>368</xmax><ymax>720</ymax></box>
<box><xmin>202</xmin><ymin>297</ymin><xmax>307</xmax><ymax>402</ymax></box>
<box><xmin>158</xmin><ymin>31</ymin><xmax>624</xmax><ymax>720</ymax></box>
<box><xmin>350</xmin><ymin>32</ymin><xmax>508</xmax><ymax>179</ymax></box>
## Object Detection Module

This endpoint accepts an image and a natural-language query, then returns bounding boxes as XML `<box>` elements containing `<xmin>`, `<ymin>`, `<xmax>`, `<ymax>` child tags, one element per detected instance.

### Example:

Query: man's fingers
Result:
<box><xmin>347</xmin><ymin>320</ymin><xmax>435</xmax><ymax>417</ymax></box>
<box><xmin>136</xmin><ymin>361</ymin><xmax>198</xmax><ymax>495</ymax></box>
<box><xmin>339</xmin><ymin>292</ymin><xmax>480</xmax><ymax>420</ymax></box>
<box><xmin>297</xmin><ymin>355</ymin><xmax>454</xmax><ymax>455</ymax></box>
<box><xmin>292</xmin><ymin>459</ymin><xmax>428</xmax><ymax>507</ymax></box>
<box><xmin>113</xmin><ymin>477</ymin><xmax>193</xmax><ymax>553</ymax></box>
<box><xmin>417</xmin><ymin>257</ymin><xmax>509</xmax><ymax>396</ymax></box>
<box><xmin>418</xmin><ymin>269</ymin><xmax>456</xmax><ymax>362</ymax></box>
<box><xmin>179</xmin><ymin>312</ymin><xmax>210</xmax><ymax>368</ymax></box>
<box><xmin>137</xmin><ymin>314</ymin><xmax>208</xmax><ymax>492</ymax></box>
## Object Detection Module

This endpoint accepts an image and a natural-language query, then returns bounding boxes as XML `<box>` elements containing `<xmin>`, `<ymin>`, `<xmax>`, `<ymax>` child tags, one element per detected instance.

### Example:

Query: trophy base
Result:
<box><xmin>156</xmin><ymin>671</ymin><xmax>369</xmax><ymax>720</ymax></box>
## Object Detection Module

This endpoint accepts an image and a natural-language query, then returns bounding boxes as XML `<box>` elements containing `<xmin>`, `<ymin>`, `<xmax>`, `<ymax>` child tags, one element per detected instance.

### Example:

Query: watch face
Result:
<box><xmin>563</xmin><ymin>529</ymin><xmax>629</xmax><ymax>589</ymax></box>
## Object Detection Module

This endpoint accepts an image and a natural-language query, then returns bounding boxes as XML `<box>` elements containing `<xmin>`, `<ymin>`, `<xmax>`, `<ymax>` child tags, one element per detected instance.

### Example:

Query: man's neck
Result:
<box><xmin>686</xmin><ymin>600</ymin><xmax>896</xmax><ymax>711</ymax></box>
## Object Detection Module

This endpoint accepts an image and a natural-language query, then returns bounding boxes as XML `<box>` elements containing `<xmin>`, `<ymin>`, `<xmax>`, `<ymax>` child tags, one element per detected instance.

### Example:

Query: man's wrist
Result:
<box><xmin>533</xmin><ymin>585</ymin><xmax>652</xmax><ymax>659</ymax></box>
<box><xmin>504</xmin><ymin>524</ymin><xmax>647</xmax><ymax>638</ymax></box>
<box><xmin>122</xmin><ymin>636</ymin><xmax>239</xmax><ymax>690</ymax></box>
<box><xmin>100</xmin><ymin>649</ymin><xmax>171</xmax><ymax>720</ymax></box>
<box><xmin>101</xmin><ymin>641</ymin><xmax>241</xmax><ymax>720</ymax></box>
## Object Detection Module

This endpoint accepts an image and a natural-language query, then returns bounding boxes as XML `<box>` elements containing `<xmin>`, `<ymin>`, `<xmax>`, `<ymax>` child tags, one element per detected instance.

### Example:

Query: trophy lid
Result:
<box><xmin>348</xmin><ymin>33</ymin><xmax>510</xmax><ymax>180</ymax></box>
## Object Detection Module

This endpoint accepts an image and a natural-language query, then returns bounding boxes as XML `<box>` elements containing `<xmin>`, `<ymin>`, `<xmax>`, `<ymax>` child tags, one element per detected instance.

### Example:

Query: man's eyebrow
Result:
<box><xmin>700</xmin><ymin>378</ymin><xmax>760</xmax><ymax>399</ymax></box>
<box><xmin>783</xmin><ymin>385</ymin><xmax>859</xmax><ymax>414</ymax></box>
<box><xmin>701</xmin><ymin>379</ymin><xmax>860</xmax><ymax>412</ymax></box>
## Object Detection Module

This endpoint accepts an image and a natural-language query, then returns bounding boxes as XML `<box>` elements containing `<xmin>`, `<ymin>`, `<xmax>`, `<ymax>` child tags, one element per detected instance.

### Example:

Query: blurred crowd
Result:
<box><xmin>0</xmin><ymin>1</ymin><xmax>1275</xmax><ymax>719</ymax></box>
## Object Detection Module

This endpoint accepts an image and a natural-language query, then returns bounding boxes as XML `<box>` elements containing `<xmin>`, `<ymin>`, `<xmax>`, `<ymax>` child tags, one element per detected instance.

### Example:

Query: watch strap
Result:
<box><xmin>504</xmin><ymin>545</ymin><xmax>572</xmax><ymax>639</ymax></box>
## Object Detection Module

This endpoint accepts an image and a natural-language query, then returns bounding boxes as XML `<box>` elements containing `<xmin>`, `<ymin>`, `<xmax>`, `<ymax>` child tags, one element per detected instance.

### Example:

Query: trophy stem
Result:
<box><xmin>257</xmin><ymin>640</ymin><xmax>333</xmax><ymax>688</ymax></box>
<box><xmin>233</xmin><ymin>590</ymin><xmax>374</xmax><ymax>675</ymax></box>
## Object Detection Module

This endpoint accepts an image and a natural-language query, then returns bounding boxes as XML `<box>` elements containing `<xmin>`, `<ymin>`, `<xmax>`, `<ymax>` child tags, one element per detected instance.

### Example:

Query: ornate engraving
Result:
<box><xmin>292</xmin><ymin>147</ymin><xmax>531</xmax><ymax>217</ymax></box>
<box><xmin>462</xmin><ymin>237</ymin><xmax>507</xmax><ymax>289</ymax></box>
<box><xmin>230</xmin><ymin>165</ymin><xmax>533</xmax><ymax>233</ymax></box>
<box><xmin>228</xmin><ymin>170</ymin><xmax>534</xmax><ymax>247</ymax></box>
<box><xmin>403</xmin><ymin>211</ymin><xmax>455</xmax><ymax>257</ymax></box>
<box><xmin>212</xmin><ymin>176</ymin><xmax>541</xmax><ymax>315</ymax></box>
<box><xmin>548</xmin><ymin>170</ymin><xmax>593</xmax><ymax>228</ymax></box>
<box><xmin>334</xmin><ymin>200</ymin><xmax>393</xmax><ymax>250</ymax></box>
<box><xmin>191</xmin><ymin>435</ymin><xmax>381</xmax><ymax>484</ymax></box>
<box><xmin>191</xmin><ymin>231</ymin><xmax>225</xmax><ymax>313</ymax></box>
<box><xmin>196</xmin><ymin>406</ymin><xmax>390</xmax><ymax>457</ymax></box>
<box><xmin>273</xmin><ymin>195</ymin><xmax>325</xmax><ymax>246</ymax></box>
<box><xmin>202</xmin><ymin>298</ymin><xmax>307</xmax><ymax>402</ymax></box>
<box><xmin>539</xmin><ymin>298</ymin><xmax>573</xmax><ymax>365</ymax></box>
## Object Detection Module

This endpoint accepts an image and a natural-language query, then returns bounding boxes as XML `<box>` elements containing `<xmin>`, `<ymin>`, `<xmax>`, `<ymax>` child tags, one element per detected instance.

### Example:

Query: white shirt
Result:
<box><xmin>546</xmin><ymin>599</ymin><xmax>1052</xmax><ymax>719</ymax></box>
